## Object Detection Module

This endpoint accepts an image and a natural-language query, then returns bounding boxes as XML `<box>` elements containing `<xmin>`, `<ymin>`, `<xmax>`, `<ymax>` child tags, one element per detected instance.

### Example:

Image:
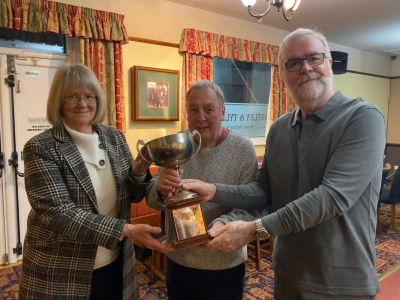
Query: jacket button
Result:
<box><xmin>98</xmin><ymin>143</ymin><xmax>104</xmax><ymax>149</ymax></box>
<box><xmin>99</xmin><ymin>159</ymin><xmax>105</xmax><ymax>166</ymax></box>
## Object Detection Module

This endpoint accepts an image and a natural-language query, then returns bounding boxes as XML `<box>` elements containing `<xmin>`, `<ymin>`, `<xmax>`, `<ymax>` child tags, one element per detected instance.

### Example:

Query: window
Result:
<box><xmin>213</xmin><ymin>58</ymin><xmax>271</xmax><ymax>143</ymax></box>
<box><xmin>0</xmin><ymin>28</ymin><xmax>66</xmax><ymax>54</ymax></box>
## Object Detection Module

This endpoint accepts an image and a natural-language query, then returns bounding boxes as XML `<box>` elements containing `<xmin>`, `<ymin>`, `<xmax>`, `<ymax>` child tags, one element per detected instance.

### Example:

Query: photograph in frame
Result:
<box><xmin>131</xmin><ymin>66</ymin><xmax>179</xmax><ymax>121</ymax></box>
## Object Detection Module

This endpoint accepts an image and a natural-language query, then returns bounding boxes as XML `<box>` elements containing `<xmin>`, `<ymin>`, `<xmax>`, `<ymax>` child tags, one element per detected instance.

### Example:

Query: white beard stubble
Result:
<box><xmin>289</xmin><ymin>73</ymin><xmax>333</xmax><ymax>109</ymax></box>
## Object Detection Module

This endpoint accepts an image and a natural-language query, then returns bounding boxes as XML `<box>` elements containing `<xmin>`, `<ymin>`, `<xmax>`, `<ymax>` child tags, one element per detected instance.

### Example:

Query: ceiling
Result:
<box><xmin>167</xmin><ymin>0</ymin><xmax>400</xmax><ymax>56</ymax></box>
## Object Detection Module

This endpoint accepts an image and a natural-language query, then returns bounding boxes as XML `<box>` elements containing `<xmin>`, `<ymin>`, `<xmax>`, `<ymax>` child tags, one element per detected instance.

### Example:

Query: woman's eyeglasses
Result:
<box><xmin>64</xmin><ymin>93</ymin><xmax>97</xmax><ymax>104</ymax></box>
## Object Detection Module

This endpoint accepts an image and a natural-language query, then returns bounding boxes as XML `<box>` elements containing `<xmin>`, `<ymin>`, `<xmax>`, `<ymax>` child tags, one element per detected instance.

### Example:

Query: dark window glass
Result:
<box><xmin>213</xmin><ymin>58</ymin><xmax>271</xmax><ymax>104</ymax></box>
<box><xmin>0</xmin><ymin>28</ymin><xmax>66</xmax><ymax>54</ymax></box>
<box><xmin>213</xmin><ymin>58</ymin><xmax>271</xmax><ymax>140</ymax></box>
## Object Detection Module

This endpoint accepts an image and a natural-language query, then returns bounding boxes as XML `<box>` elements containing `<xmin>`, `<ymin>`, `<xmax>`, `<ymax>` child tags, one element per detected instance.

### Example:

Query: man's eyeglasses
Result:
<box><xmin>285</xmin><ymin>53</ymin><xmax>326</xmax><ymax>72</ymax></box>
<box><xmin>64</xmin><ymin>93</ymin><xmax>97</xmax><ymax>104</ymax></box>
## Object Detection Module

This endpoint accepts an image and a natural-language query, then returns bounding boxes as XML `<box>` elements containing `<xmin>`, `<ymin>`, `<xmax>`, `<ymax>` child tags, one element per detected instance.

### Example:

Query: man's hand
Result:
<box><xmin>205</xmin><ymin>220</ymin><xmax>256</xmax><ymax>252</ymax></box>
<box><xmin>122</xmin><ymin>223</ymin><xmax>174</xmax><ymax>253</ymax></box>
<box><xmin>209</xmin><ymin>220</ymin><xmax>225</xmax><ymax>232</ymax></box>
<box><xmin>157</xmin><ymin>168</ymin><xmax>181</xmax><ymax>200</ymax></box>
<box><xmin>180</xmin><ymin>179</ymin><xmax>216</xmax><ymax>202</ymax></box>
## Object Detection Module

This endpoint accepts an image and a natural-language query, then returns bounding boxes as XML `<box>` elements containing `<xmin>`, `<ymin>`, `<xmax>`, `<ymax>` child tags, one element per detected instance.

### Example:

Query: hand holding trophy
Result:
<box><xmin>136</xmin><ymin>130</ymin><xmax>211</xmax><ymax>249</ymax></box>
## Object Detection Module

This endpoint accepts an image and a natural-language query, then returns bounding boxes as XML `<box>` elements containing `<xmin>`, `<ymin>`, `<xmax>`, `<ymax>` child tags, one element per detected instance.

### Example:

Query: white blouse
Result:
<box><xmin>64</xmin><ymin>123</ymin><xmax>119</xmax><ymax>269</ymax></box>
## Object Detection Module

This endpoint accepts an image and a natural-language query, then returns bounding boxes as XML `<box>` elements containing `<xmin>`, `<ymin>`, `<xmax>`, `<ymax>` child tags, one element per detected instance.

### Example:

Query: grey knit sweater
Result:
<box><xmin>146</xmin><ymin>130</ymin><xmax>259</xmax><ymax>270</ymax></box>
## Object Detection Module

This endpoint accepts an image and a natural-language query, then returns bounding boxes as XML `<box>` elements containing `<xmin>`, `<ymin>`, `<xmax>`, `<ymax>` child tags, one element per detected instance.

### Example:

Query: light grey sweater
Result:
<box><xmin>146</xmin><ymin>130</ymin><xmax>259</xmax><ymax>270</ymax></box>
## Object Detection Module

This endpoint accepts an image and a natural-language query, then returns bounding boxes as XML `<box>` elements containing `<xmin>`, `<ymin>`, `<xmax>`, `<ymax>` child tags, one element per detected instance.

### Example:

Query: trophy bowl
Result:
<box><xmin>137</xmin><ymin>130</ymin><xmax>202</xmax><ymax>205</ymax></box>
<box><xmin>136</xmin><ymin>130</ymin><xmax>201</xmax><ymax>168</ymax></box>
<box><xmin>137</xmin><ymin>130</ymin><xmax>210</xmax><ymax>249</ymax></box>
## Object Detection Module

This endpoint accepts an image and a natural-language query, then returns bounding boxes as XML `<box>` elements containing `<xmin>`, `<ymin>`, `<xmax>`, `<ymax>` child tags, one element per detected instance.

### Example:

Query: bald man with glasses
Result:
<box><xmin>183</xmin><ymin>28</ymin><xmax>386</xmax><ymax>300</ymax></box>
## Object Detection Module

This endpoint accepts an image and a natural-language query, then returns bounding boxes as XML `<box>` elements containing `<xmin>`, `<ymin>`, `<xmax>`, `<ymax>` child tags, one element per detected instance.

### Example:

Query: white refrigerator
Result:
<box><xmin>0</xmin><ymin>49</ymin><xmax>65</xmax><ymax>264</ymax></box>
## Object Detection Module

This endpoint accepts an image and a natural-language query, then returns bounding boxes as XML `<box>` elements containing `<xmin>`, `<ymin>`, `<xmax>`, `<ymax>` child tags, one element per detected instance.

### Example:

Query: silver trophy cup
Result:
<box><xmin>136</xmin><ymin>130</ymin><xmax>201</xmax><ymax>204</ymax></box>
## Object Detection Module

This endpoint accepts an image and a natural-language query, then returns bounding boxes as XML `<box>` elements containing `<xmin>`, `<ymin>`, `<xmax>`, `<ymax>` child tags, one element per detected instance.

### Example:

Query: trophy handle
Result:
<box><xmin>136</xmin><ymin>139</ymin><xmax>153</xmax><ymax>165</ymax></box>
<box><xmin>191</xmin><ymin>130</ymin><xmax>202</xmax><ymax>157</ymax></box>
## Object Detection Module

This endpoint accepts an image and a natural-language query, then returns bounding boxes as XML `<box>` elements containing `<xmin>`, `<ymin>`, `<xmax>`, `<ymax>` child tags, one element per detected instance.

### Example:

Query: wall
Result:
<box><xmin>388</xmin><ymin>58</ymin><xmax>400</xmax><ymax>144</ymax></box>
<box><xmin>61</xmin><ymin>0</ymin><xmax>393</xmax><ymax>75</ymax></box>
<box><xmin>391</xmin><ymin>57</ymin><xmax>400</xmax><ymax>77</ymax></box>
<box><xmin>123</xmin><ymin>41</ymin><xmax>182</xmax><ymax>155</ymax></box>
<box><xmin>59</xmin><ymin>0</ymin><xmax>396</xmax><ymax>154</ymax></box>
<box><xmin>388</xmin><ymin>78</ymin><xmax>400</xmax><ymax>144</ymax></box>
<box><xmin>329</xmin><ymin>42</ymin><xmax>392</xmax><ymax>77</ymax></box>
<box><xmin>333</xmin><ymin>73</ymin><xmax>390</xmax><ymax>121</ymax></box>
<box><xmin>61</xmin><ymin>0</ymin><xmax>286</xmax><ymax>48</ymax></box>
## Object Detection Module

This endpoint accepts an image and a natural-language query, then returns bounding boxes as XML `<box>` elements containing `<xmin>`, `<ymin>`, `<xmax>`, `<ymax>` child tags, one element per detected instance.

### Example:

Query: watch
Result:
<box><xmin>255</xmin><ymin>218</ymin><xmax>270</xmax><ymax>241</ymax></box>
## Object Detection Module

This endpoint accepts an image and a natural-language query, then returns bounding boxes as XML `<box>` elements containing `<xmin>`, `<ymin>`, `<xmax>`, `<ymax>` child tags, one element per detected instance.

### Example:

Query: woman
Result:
<box><xmin>20</xmin><ymin>63</ymin><xmax>170</xmax><ymax>299</ymax></box>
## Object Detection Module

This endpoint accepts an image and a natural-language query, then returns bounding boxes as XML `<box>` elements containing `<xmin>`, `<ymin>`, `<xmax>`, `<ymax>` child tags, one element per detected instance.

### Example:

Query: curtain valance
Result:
<box><xmin>0</xmin><ymin>0</ymin><xmax>128</xmax><ymax>43</ymax></box>
<box><xmin>179</xmin><ymin>28</ymin><xmax>279</xmax><ymax>65</ymax></box>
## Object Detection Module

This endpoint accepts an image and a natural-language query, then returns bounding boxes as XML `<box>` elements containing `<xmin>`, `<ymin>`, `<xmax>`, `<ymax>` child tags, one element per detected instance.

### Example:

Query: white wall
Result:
<box><xmin>329</xmin><ymin>42</ymin><xmax>392</xmax><ymax>77</ymax></box>
<box><xmin>123</xmin><ymin>41</ymin><xmax>183</xmax><ymax>156</ymax></box>
<box><xmin>60</xmin><ymin>0</ymin><xmax>393</xmax><ymax>77</ymax></box>
<box><xmin>388</xmin><ymin>78</ymin><xmax>400</xmax><ymax>144</ymax></box>
<box><xmin>391</xmin><ymin>57</ymin><xmax>400</xmax><ymax>77</ymax></box>
<box><xmin>333</xmin><ymin>73</ymin><xmax>390</xmax><ymax>120</ymax></box>
<box><xmin>389</xmin><ymin>57</ymin><xmax>400</xmax><ymax>144</ymax></box>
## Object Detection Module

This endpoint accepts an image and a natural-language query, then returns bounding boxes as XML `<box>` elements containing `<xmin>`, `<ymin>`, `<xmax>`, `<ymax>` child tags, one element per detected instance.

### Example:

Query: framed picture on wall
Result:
<box><xmin>131</xmin><ymin>66</ymin><xmax>180</xmax><ymax>121</ymax></box>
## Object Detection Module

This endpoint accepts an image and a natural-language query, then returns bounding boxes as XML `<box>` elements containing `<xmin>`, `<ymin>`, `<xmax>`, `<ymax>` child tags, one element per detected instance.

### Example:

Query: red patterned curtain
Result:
<box><xmin>1</xmin><ymin>0</ymin><xmax>128</xmax><ymax>131</ymax></box>
<box><xmin>179</xmin><ymin>28</ymin><xmax>295</xmax><ymax>130</ymax></box>
<box><xmin>268</xmin><ymin>66</ymin><xmax>296</xmax><ymax>125</ymax></box>
<box><xmin>80</xmin><ymin>40</ymin><xmax>125</xmax><ymax>130</ymax></box>
<box><xmin>181</xmin><ymin>54</ymin><xmax>213</xmax><ymax>129</ymax></box>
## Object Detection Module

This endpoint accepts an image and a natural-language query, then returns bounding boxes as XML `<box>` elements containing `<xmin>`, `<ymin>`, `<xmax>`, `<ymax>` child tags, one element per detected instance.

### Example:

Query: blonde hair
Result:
<box><xmin>46</xmin><ymin>63</ymin><xmax>106</xmax><ymax>126</ymax></box>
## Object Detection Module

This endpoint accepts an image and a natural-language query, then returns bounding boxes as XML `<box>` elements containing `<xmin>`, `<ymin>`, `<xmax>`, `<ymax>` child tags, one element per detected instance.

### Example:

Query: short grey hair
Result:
<box><xmin>278</xmin><ymin>28</ymin><xmax>332</xmax><ymax>70</ymax></box>
<box><xmin>186</xmin><ymin>80</ymin><xmax>225</xmax><ymax>106</ymax></box>
<box><xmin>47</xmin><ymin>63</ymin><xmax>106</xmax><ymax>127</ymax></box>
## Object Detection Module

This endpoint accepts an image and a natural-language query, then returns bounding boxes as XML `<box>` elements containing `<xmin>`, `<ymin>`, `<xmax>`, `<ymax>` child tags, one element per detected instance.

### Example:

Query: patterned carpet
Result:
<box><xmin>136</xmin><ymin>253</ymin><xmax>275</xmax><ymax>300</ymax></box>
<box><xmin>1</xmin><ymin>204</ymin><xmax>400</xmax><ymax>300</ymax></box>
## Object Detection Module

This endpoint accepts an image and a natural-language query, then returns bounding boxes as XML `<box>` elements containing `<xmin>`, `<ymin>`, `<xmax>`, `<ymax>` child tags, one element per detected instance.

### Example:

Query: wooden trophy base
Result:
<box><xmin>166</xmin><ymin>195</ymin><xmax>211</xmax><ymax>249</ymax></box>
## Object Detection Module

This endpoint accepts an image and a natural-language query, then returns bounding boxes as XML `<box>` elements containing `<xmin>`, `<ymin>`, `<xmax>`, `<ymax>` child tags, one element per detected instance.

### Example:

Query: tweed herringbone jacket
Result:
<box><xmin>19</xmin><ymin>124</ymin><xmax>144</xmax><ymax>300</ymax></box>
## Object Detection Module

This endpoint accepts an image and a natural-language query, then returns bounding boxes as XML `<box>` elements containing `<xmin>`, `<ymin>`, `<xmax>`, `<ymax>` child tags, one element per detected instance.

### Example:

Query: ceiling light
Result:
<box><xmin>241</xmin><ymin>0</ymin><xmax>301</xmax><ymax>22</ymax></box>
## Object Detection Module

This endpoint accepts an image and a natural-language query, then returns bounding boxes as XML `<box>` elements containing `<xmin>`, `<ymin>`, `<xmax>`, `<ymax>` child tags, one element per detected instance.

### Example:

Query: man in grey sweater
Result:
<box><xmin>146</xmin><ymin>80</ymin><xmax>260</xmax><ymax>300</ymax></box>
<box><xmin>183</xmin><ymin>28</ymin><xmax>386</xmax><ymax>300</ymax></box>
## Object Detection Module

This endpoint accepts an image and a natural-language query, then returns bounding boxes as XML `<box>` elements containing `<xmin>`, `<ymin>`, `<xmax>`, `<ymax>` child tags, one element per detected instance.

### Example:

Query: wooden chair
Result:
<box><xmin>131</xmin><ymin>200</ymin><xmax>168</xmax><ymax>279</ymax></box>
<box><xmin>247</xmin><ymin>235</ymin><xmax>274</xmax><ymax>270</ymax></box>
<box><xmin>377</xmin><ymin>169</ymin><xmax>390</xmax><ymax>234</ymax></box>
<box><xmin>130</xmin><ymin>166</ymin><xmax>167</xmax><ymax>279</ymax></box>
<box><xmin>378</xmin><ymin>167</ymin><xmax>400</xmax><ymax>232</ymax></box>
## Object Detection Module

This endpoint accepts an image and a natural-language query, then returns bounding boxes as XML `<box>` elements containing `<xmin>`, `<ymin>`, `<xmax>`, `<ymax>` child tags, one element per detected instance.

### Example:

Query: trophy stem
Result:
<box><xmin>167</xmin><ymin>166</ymin><xmax>202</xmax><ymax>206</ymax></box>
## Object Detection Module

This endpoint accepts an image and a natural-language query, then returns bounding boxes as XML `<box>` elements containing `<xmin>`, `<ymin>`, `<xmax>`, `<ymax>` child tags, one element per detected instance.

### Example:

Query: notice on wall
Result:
<box><xmin>222</xmin><ymin>103</ymin><xmax>268</xmax><ymax>139</ymax></box>
<box><xmin>26</xmin><ymin>116</ymin><xmax>51</xmax><ymax>133</ymax></box>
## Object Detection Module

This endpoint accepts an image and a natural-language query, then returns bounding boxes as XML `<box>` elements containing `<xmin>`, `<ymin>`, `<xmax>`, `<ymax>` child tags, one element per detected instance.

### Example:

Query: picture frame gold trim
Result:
<box><xmin>131</xmin><ymin>66</ymin><xmax>179</xmax><ymax>121</ymax></box>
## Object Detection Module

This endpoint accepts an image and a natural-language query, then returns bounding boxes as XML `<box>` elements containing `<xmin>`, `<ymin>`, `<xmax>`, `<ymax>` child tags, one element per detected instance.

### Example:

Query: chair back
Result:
<box><xmin>380</xmin><ymin>170</ymin><xmax>389</xmax><ymax>198</ymax></box>
<box><xmin>390</xmin><ymin>169</ymin><xmax>400</xmax><ymax>200</ymax></box>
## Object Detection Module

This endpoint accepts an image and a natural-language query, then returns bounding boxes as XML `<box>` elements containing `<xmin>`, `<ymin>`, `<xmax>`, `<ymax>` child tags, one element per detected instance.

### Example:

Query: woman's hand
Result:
<box><xmin>122</xmin><ymin>223</ymin><xmax>173</xmax><ymax>253</ymax></box>
<box><xmin>131</xmin><ymin>155</ymin><xmax>151</xmax><ymax>177</ymax></box>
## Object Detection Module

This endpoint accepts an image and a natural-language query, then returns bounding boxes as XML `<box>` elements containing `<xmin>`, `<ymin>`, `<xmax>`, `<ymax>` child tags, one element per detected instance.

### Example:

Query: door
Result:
<box><xmin>0</xmin><ymin>50</ymin><xmax>65</xmax><ymax>264</ymax></box>
<box><xmin>0</xmin><ymin>73</ymin><xmax>8</xmax><ymax>264</ymax></box>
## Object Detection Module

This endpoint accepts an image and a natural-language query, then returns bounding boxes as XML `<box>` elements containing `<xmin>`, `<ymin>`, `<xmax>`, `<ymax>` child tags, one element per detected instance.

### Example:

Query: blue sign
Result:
<box><xmin>222</xmin><ymin>103</ymin><xmax>268</xmax><ymax>138</ymax></box>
